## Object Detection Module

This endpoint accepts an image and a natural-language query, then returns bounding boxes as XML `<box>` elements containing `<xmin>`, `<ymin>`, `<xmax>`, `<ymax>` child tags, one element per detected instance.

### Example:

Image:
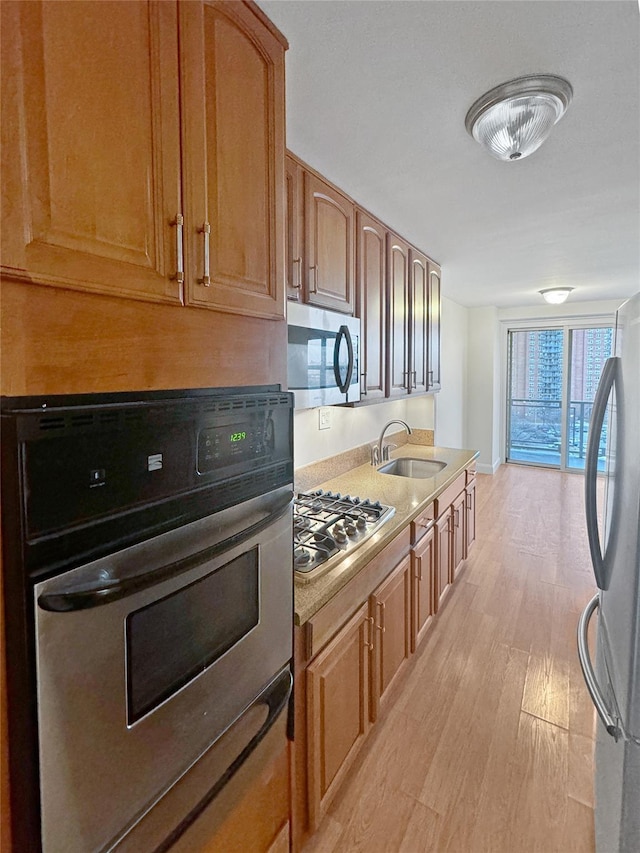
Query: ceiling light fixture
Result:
<box><xmin>465</xmin><ymin>75</ymin><xmax>573</xmax><ymax>162</ymax></box>
<box><xmin>539</xmin><ymin>287</ymin><xmax>574</xmax><ymax>305</ymax></box>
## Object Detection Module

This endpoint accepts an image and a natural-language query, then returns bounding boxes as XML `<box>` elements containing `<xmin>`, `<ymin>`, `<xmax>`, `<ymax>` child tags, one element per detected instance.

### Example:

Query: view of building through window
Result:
<box><xmin>507</xmin><ymin>326</ymin><xmax>613</xmax><ymax>469</ymax></box>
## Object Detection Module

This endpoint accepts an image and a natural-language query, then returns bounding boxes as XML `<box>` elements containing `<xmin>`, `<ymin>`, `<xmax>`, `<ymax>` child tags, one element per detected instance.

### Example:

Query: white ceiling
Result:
<box><xmin>259</xmin><ymin>0</ymin><xmax>639</xmax><ymax>309</ymax></box>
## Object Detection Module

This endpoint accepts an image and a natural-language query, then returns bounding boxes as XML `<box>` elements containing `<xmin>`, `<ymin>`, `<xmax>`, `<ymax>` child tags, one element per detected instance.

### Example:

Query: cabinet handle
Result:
<box><xmin>454</xmin><ymin>509</ymin><xmax>460</xmax><ymax>529</ymax></box>
<box><xmin>360</xmin><ymin>371</ymin><xmax>367</xmax><ymax>395</ymax></box>
<box><xmin>466</xmin><ymin>494</ymin><xmax>472</xmax><ymax>510</ymax></box>
<box><xmin>417</xmin><ymin>555</ymin><xmax>423</xmax><ymax>582</ymax></box>
<box><xmin>170</xmin><ymin>214</ymin><xmax>184</xmax><ymax>285</ymax></box>
<box><xmin>198</xmin><ymin>222</ymin><xmax>211</xmax><ymax>287</ymax></box>
<box><xmin>411</xmin><ymin>370</ymin><xmax>417</xmax><ymax>389</ymax></box>
<box><xmin>428</xmin><ymin>370</ymin><xmax>434</xmax><ymax>388</ymax></box>
<box><xmin>309</xmin><ymin>265</ymin><xmax>318</xmax><ymax>293</ymax></box>
<box><xmin>292</xmin><ymin>257</ymin><xmax>302</xmax><ymax>289</ymax></box>
<box><xmin>365</xmin><ymin>615</ymin><xmax>375</xmax><ymax>650</ymax></box>
<box><xmin>376</xmin><ymin>601</ymin><xmax>386</xmax><ymax>633</ymax></box>
<box><xmin>416</xmin><ymin>516</ymin><xmax>433</xmax><ymax>530</ymax></box>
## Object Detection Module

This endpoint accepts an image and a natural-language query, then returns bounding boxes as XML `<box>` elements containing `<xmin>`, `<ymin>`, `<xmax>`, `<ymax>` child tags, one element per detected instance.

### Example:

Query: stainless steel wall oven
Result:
<box><xmin>1</xmin><ymin>386</ymin><xmax>294</xmax><ymax>853</ymax></box>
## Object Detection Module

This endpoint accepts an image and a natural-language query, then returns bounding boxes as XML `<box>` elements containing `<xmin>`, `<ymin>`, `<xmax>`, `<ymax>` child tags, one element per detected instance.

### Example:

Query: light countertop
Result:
<box><xmin>294</xmin><ymin>444</ymin><xmax>479</xmax><ymax>625</ymax></box>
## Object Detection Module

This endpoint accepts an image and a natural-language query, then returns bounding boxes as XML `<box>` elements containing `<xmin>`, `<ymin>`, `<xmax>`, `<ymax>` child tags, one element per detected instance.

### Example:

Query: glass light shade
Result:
<box><xmin>540</xmin><ymin>287</ymin><xmax>574</xmax><ymax>304</ymax></box>
<box><xmin>465</xmin><ymin>76</ymin><xmax>572</xmax><ymax>162</ymax></box>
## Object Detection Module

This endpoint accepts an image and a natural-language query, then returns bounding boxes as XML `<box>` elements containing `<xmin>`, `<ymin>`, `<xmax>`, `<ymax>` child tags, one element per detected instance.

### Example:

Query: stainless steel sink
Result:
<box><xmin>377</xmin><ymin>457</ymin><xmax>447</xmax><ymax>478</ymax></box>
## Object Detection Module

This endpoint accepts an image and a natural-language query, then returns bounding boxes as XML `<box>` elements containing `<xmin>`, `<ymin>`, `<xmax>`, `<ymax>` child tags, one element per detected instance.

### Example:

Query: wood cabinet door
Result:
<box><xmin>370</xmin><ymin>554</ymin><xmax>412</xmax><ymax>717</ymax></box>
<box><xmin>180</xmin><ymin>0</ymin><xmax>285</xmax><ymax>319</ymax></box>
<box><xmin>0</xmin><ymin>0</ymin><xmax>182</xmax><ymax>305</ymax></box>
<box><xmin>356</xmin><ymin>210</ymin><xmax>386</xmax><ymax>400</ymax></box>
<box><xmin>304</xmin><ymin>172</ymin><xmax>355</xmax><ymax>314</ymax></box>
<box><xmin>386</xmin><ymin>234</ymin><xmax>410</xmax><ymax>398</ymax></box>
<box><xmin>465</xmin><ymin>478</ymin><xmax>477</xmax><ymax>557</ymax></box>
<box><xmin>306</xmin><ymin>602</ymin><xmax>371</xmax><ymax>829</ymax></box>
<box><xmin>435</xmin><ymin>509</ymin><xmax>452</xmax><ymax>612</ymax></box>
<box><xmin>427</xmin><ymin>262</ymin><xmax>442</xmax><ymax>391</ymax></box>
<box><xmin>285</xmin><ymin>155</ymin><xmax>303</xmax><ymax>302</ymax></box>
<box><xmin>410</xmin><ymin>249</ymin><xmax>429</xmax><ymax>394</ymax></box>
<box><xmin>411</xmin><ymin>526</ymin><xmax>435</xmax><ymax>652</ymax></box>
<box><xmin>452</xmin><ymin>491</ymin><xmax>466</xmax><ymax>581</ymax></box>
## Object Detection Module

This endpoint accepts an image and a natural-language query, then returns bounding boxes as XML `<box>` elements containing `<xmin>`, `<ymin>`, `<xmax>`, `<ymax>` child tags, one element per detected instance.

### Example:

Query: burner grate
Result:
<box><xmin>293</xmin><ymin>489</ymin><xmax>395</xmax><ymax>579</ymax></box>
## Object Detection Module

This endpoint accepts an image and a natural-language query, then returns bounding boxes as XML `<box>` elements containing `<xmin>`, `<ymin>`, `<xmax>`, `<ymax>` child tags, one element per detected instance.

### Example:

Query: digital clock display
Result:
<box><xmin>230</xmin><ymin>431</ymin><xmax>247</xmax><ymax>443</ymax></box>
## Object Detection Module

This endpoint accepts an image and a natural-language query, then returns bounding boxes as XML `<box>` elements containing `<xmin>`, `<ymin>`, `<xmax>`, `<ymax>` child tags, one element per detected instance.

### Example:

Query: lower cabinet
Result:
<box><xmin>411</xmin><ymin>524</ymin><xmax>435</xmax><ymax>651</ymax></box>
<box><xmin>452</xmin><ymin>490</ymin><xmax>466</xmax><ymax>581</ymax></box>
<box><xmin>370</xmin><ymin>555</ymin><xmax>412</xmax><ymax>719</ymax></box>
<box><xmin>435</xmin><ymin>507</ymin><xmax>452</xmax><ymax>611</ymax></box>
<box><xmin>306</xmin><ymin>602</ymin><xmax>372</xmax><ymax>828</ymax></box>
<box><xmin>306</xmin><ymin>555</ymin><xmax>411</xmax><ymax>826</ymax></box>
<box><xmin>465</xmin><ymin>476</ymin><xmax>477</xmax><ymax>557</ymax></box>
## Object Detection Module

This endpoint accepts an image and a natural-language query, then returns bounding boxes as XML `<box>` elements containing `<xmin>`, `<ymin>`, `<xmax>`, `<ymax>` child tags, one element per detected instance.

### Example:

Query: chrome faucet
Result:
<box><xmin>371</xmin><ymin>420</ymin><xmax>412</xmax><ymax>466</ymax></box>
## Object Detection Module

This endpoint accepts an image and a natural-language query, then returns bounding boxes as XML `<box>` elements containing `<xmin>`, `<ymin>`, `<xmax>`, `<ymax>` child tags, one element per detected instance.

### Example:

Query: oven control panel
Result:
<box><xmin>197</xmin><ymin>415</ymin><xmax>275</xmax><ymax>473</ymax></box>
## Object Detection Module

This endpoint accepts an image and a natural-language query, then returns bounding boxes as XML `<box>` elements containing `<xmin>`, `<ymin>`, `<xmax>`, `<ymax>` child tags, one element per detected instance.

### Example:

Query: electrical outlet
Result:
<box><xmin>318</xmin><ymin>408</ymin><xmax>332</xmax><ymax>430</ymax></box>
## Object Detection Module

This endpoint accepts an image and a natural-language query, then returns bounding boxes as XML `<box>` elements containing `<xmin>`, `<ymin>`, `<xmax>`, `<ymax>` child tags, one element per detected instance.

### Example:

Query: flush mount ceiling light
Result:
<box><xmin>539</xmin><ymin>287</ymin><xmax>574</xmax><ymax>305</ymax></box>
<box><xmin>465</xmin><ymin>75</ymin><xmax>573</xmax><ymax>162</ymax></box>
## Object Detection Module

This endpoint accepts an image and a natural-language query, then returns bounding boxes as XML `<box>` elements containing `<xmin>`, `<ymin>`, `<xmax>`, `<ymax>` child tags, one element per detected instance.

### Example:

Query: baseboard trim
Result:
<box><xmin>477</xmin><ymin>460</ymin><xmax>502</xmax><ymax>475</ymax></box>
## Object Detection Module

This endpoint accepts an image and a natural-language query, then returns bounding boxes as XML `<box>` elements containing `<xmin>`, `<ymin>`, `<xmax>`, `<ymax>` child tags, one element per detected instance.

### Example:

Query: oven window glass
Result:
<box><xmin>126</xmin><ymin>548</ymin><xmax>259</xmax><ymax>723</ymax></box>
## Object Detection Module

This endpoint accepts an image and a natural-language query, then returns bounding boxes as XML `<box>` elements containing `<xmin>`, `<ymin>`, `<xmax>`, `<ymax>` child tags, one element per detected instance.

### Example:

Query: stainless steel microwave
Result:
<box><xmin>287</xmin><ymin>303</ymin><xmax>361</xmax><ymax>409</ymax></box>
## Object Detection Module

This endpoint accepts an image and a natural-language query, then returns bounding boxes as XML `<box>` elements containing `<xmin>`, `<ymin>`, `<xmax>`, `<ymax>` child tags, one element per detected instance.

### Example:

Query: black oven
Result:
<box><xmin>1</xmin><ymin>386</ymin><xmax>294</xmax><ymax>853</ymax></box>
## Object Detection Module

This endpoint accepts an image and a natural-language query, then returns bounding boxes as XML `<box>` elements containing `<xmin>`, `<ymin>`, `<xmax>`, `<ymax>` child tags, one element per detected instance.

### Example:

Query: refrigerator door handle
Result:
<box><xmin>577</xmin><ymin>593</ymin><xmax>621</xmax><ymax>740</ymax></box>
<box><xmin>585</xmin><ymin>356</ymin><xmax>619</xmax><ymax>590</ymax></box>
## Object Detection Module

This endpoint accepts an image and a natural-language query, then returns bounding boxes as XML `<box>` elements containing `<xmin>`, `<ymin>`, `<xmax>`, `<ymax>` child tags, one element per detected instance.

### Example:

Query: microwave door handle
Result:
<box><xmin>585</xmin><ymin>356</ymin><xmax>618</xmax><ymax>590</ymax></box>
<box><xmin>37</xmin><ymin>490</ymin><xmax>293</xmax><ymax>613</ymax></box>
<box><xmin>156</xmin><ymin>666</ymin><xmax>293</xmax><ymax>853</ymax></box>
<box><xmin>333</xmin><ymin>325</ymin><xmax>354</xmax><ymax>395</ymax></box>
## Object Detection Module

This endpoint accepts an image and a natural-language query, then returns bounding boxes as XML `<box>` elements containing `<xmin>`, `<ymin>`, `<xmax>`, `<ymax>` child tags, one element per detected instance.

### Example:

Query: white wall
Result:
<box><xmin>434</xmin><ymin>295</ymin><xmax>468</xmax><ymax>448</ymax></box>
<box><xmin>294</xmin><ymin>395</ymin><xmax>434</xmax><ymax>468</ymax></box>
<box><xmin>466</xmin><ymin>306</ymin><xmax>501</xmax><ymax>473</ymax></box>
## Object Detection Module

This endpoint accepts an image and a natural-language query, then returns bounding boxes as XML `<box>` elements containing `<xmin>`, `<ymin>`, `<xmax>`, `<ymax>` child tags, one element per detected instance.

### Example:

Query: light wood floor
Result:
<box><xmin>303</xmin><ymin>464</ymin><xmax>599</xmax><ymax>853</ymax></box>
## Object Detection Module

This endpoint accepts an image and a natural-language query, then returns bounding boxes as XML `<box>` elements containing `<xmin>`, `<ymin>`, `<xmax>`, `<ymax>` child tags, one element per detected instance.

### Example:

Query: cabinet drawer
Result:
<box><xmin>306</xmin><ymin>527</ymin><xmax>411</xmax><ymax>659</ymax></box>
<box><xmin>410</xmin><ymin>503</ymin><xmax>435</xmax><ymax>545</ymax></box>
<box><xmin>434</xmin><ymin>472</ymin><xmax>466</xmax><ymax>517</ymax></box>
<box><xmin>466</xmin><ymin>463</ymin><xmax>477</xmax><ymax>484</ymax></box>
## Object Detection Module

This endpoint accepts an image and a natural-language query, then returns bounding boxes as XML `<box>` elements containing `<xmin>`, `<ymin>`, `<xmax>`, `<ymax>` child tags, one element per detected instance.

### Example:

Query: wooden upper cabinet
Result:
<box><xmin>285</xmin><ymin>156</ymin><xmax>303</xmax><ymax>302</ymax></box>
<box><xmin>356</xmin><ymin>211</ymin><xmax>386</xmax><ymax>399</ymax></box>
<box><xmin>304</xmin><ymin>172</ymin><xmax>355</xmax><ymax>314</ymax></box>
<box><xmin>0</xmin><ymin>0</ymin><xmax>183</xmax><ymax>304</ymax></box>
<box><xmin>428</xmin><ymin>261</ymin><xmax>442</xmax><ymax>391</ymax></box>
<box><xmin>386</xmin><ymin>233</ymin><xmax>410</xmax><ymax>398</ymax></box>
<box><xmin>410</xmin><ymin>249</ymin><xmax>429</xmax><ymax>394</ymax></box>
<box><xmin>180</xmin><ymin>1</ymin><xmax>286</xmax><ymax>319</ymax></box>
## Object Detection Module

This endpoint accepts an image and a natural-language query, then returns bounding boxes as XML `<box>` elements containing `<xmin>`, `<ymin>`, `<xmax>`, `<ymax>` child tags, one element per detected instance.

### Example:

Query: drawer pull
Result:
<box><xmin>365</xmin><ymin>615</ymin><xmax>375</xmax><ymax>650</ymax></box>
<box><xmin>376</xmin><ymin>601</ymin><xmax>386</xmax><ymax>633</ymax></box>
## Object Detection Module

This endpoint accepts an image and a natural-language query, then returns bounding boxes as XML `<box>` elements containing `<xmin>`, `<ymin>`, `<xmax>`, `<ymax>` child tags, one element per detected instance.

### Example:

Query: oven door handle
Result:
<box><xmin>37</xmin><ymin>491</ymin><xmax>293</xmax><ymax>612</ymax></box>
<box><xmin>156</xmin><ymin>666</ymin><xmax>293</xmax><ymax>853</ymax></box>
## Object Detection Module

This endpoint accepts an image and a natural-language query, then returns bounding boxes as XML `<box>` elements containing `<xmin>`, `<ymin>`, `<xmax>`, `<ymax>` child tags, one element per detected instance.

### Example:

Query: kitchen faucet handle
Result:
<box><xmin>370</xmin><ymin>445</ymin><xmax>380</xmax><ymax>466</ymax></box>
<box><xmin>381</xmin><ymin>443</ymin><xmax>396</xmax><ymax>462</ymax></box>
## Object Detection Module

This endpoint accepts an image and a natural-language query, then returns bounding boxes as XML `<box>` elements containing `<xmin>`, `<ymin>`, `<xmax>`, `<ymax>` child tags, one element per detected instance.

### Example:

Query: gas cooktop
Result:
<box><xmin>293</xmin><ymin>489</ymin><xmax>395</xmax><ymax>583</ymax></box>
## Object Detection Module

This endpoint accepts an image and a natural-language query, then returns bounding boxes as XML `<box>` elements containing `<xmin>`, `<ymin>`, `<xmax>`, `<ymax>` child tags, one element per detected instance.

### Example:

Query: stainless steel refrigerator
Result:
<box><xmin>579</xmin><ymin>291</ymin><xmax>640</xmax><ymax>853</ymax></box>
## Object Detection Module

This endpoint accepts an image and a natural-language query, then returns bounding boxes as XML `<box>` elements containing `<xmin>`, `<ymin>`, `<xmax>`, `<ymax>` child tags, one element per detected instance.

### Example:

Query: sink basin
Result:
<box><xmin>378</xmin><ymin>457</ymin><xmax>447</xmax><ymax>479</ymax></box>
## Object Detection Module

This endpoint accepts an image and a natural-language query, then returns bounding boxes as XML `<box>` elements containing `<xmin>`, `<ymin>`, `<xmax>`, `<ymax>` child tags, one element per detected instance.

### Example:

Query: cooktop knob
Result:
<box><xmin>345</xmin><ymin>520</ymin><xmax>357</xmax><ymax>536</ymax></box>
<box><xmin>356</xmin><ymin>516</ymin><xmax>367</xmax><ymax>530</ymax></box>
<box><xmin>333</xmin><ymin>525</ymin><xmax>348</xmax><ymax>543</ymax></box>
